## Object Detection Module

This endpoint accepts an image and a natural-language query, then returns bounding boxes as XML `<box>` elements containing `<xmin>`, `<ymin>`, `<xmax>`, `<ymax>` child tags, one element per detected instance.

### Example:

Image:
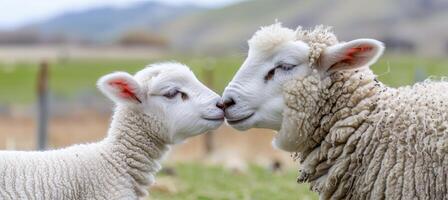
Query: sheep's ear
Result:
<box><xmin>97</xmin><ymin>72</ymin><xmax>143</xmax><ymax>105</ymax></box>
<box><xmin>318</xmin><ymin>39</ymin><xmax>384</xmax><ymax>73</ymax></box>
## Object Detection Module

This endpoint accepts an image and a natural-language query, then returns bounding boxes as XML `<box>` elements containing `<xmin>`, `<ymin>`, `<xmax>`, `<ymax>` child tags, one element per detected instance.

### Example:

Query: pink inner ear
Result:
<box><xmin>109</xmin><ymin>79</ymin><xmax>141</xmax><ymax>103</ymax></box>
<box><xmin>343</xmin><ymin>45</ymin><xmax>373</xmax><ymax>63</ymax></box>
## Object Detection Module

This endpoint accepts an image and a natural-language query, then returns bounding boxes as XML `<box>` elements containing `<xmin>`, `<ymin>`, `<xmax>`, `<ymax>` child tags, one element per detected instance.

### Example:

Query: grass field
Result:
<box><xmin>149</xmin><ymin>163</ymin><xmax>318</xmax><ymax>200</ymax></box>
<box><xmin>1</xmin><ymin>55</ymin><xmax>448</xmax><ymax>104</ymax></box>
<box><xmin>1</xmin><ymin>55</ymin><xmax>448</xmax><ymax>199</ymax></box>
<box><xmin>0</xmin><ymin>56</ymin><xmax>242</xmax><ymax>104</ymax></box>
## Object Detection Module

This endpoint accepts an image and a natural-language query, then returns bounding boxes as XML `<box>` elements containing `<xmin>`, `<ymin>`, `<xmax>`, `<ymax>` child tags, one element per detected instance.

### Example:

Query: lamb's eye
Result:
<box><xmin>163</xmin><ymin>89</ymin><xmax>180</xmax><ymax>99</ymax></box>
<box><xmin>163</xmin><ymin>89</ymin><xmax>188</xmax><ymax>100</ymax></box>
<box><xmin>277</xmin><ymin>63</ymin><xmax>297</xmax><ymax>71</ymax></box>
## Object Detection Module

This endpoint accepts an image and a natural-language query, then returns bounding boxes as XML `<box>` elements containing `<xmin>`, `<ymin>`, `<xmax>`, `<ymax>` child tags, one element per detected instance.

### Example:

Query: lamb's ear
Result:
<box><xmin>97</xmin><ymin>72</ymin><xmax>143</xmax><ymax>105</ymax></box>
<box><xmin>318</xmin><ymin>39</ymin><xmax>384</xmax><ymax>73</ymax></box>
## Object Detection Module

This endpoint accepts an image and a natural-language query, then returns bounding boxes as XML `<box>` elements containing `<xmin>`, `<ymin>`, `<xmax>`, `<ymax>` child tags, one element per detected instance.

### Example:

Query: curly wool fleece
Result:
<box><xmin>278</xmin><ymin>69</ymin><xmax>448</xmax><ymax>199</ymax></box>
<box><xmin>0</xmin><ymin>107</ymin><xmax>168</xmax><ymax>200</ymax></box>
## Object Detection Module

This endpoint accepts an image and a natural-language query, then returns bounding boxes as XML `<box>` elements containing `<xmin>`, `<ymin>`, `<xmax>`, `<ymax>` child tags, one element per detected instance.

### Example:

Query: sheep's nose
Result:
<box><xmin>216</xmin><ymin>101</ymin><xmax>225</xmax><ymax>110</ymax></box>
<box><xmin>222</xmin><ymin>97</ymin><xmax>236</xmax><ymax>109</ymax></box>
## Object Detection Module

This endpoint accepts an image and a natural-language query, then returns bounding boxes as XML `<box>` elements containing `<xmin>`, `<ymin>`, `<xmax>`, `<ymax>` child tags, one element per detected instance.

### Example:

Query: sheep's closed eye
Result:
<box><xmin>264</xmin><ymin>63</ymin><xmax>297</xmax><ymax>82</ymax></box>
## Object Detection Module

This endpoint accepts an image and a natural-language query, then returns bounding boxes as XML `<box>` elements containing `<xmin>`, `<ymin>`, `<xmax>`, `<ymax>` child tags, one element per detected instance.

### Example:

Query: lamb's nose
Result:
<box><xmin>222</xmin><ymin>97</ymin><xmax>236</xmax><ymax>109</ymax></box>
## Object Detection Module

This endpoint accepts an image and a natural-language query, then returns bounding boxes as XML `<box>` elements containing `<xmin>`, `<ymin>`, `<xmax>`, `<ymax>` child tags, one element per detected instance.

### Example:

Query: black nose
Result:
<box><xmin>222</xmin><ymin>97</ymin><xmax>236</xmax><ymax>109</ymax></box>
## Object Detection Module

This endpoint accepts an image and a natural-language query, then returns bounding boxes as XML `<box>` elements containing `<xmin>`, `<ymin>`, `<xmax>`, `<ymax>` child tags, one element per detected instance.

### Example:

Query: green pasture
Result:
<box><xmin>0</xmin><ymin>55</ymin><xmax>448</xmax><ymax>104</ymax></box>
<box><xmin>149</xmin><ymin>163</ymin><xmax>318</xmax><ymax>200</ymax></box>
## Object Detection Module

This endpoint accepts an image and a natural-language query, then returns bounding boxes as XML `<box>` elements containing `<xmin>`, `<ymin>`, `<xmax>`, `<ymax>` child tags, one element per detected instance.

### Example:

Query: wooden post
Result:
<box><xmin>203</xmin><ymin>60</ymin><xmax>215</xmax><ymax>154</ymax></box>
<box><xmin>37</xmin><ymin>60</ymin><xmax>49</xmax><ymax>150</ymax></box>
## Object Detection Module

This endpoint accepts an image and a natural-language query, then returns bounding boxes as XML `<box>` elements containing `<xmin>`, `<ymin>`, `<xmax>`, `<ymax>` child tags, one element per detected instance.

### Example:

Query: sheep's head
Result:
<box><xmin>222</xmin><ymin>22</ymin><xmax>384</xmax><ymax>133</ymax></box>
<box><xmin>98</xmin><ymin>62</ymin><xmax>224</xmax><ymax>143</ymax></box>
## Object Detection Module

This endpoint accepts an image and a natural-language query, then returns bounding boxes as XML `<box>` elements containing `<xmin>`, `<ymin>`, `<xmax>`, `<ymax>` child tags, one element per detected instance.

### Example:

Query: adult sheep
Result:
<box><xmin>222</xmin><ymin>23</ymin><xmax>448</xmax><ymax>200</ymax></box>
<box><xmin>0</xmin><ymin>62</ymin><xmax>224</xmax><ymax>200</ymax></box>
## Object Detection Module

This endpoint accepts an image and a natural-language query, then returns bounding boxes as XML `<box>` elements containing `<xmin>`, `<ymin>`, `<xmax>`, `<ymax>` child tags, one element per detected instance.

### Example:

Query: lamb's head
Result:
<box><xmin>98</xmin><ymin>62</ymin><xmax>224</xmax><ymax>143</ymax></box>
<box><xmin>222</xmin><ymin>22</ymin><xmax>384</xmax><ymax>132</ymax></box>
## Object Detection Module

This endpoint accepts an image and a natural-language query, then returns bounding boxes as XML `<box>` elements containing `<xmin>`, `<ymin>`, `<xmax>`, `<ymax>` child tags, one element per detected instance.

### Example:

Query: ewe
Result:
<box><xmin>222</xmin><ymin>23</ymin><xmax>448</xmax><ymax>200</ymax></box>
<box><xmin>0</xmin><ymin>62</ymin><xmax>224</xmax><ymax>200</ymax></box>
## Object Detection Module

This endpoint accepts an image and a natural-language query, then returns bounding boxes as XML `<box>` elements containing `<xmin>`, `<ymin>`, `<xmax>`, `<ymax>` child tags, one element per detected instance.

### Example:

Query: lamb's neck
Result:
<box><xmin>106</xmin><ymin>106</ymin><xmax>170</xmax><ymax>196</ymax></box>
<box><xmin>280</xmin><ymin>69</ymin><xmax>385</xmax><ymax>190</ymax></box>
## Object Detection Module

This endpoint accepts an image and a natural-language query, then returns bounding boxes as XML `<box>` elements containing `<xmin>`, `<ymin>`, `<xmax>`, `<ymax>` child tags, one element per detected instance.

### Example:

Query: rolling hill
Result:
<box><xmin>4</xmin><ymin>0</ymin><xmax>448</xmax><ymax>56</ymax></box>
<box><xmin>22</xmin><ymin>1</ymin><xmax>204</xmax><ymax>42</ymax></box>
<box><xmin>161</xmin><ymin>0</ymin><xmax>448</xmax><ymax>56</ymax></box>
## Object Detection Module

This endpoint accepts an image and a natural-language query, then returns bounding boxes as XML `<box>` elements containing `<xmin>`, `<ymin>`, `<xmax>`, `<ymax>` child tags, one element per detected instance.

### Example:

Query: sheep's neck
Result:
<box><xmin>283</xmin><ymin>69</ymin><xmax>448</xmax><ymax>199</ymax></box>
<box><xmin>106</xmin><ymin>106</ymin><xmax>169</xmax><ymax>196</ymax></box>
<box><xmin>280</xmin><ymin>69</ymin><xmax>384</xmax><ymax>195</ymax></box>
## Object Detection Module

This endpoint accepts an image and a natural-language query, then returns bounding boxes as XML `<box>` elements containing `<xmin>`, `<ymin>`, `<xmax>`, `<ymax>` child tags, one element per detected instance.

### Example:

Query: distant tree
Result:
<box><xmin>118</xmin><ymin>30</ymin><xmax>168</xmax><ymax>47</ymax></box>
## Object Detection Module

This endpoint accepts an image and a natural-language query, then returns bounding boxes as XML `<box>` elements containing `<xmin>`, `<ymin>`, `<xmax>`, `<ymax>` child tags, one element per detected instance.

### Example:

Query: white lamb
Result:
<box><xmin>222</xmin><ymin>23</ymin><xmax>448</xmax><ymax>199</ymax></box>
<box><xmin>0</xmin><ymin>62</ymin><xmax>224</xmax><ymax>200</ymax></box>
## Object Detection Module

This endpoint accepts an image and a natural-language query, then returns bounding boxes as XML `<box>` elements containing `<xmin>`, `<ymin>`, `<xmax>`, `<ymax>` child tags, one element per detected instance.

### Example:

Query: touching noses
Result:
<box><xmin>214</xmin><ymin>96</ymin><xmax>227</xmax><ymax>111</ymax></box>
<box><xmin>219</xmin><ymin>95</ymin><xmax>236</xmax><ymax>111</ymax></box>
<box><xmin>216</xmin><ymin>101</ymin><xmax>225</xmax><ymax>110</ymax></box>
<box><xmin>208</xmin><ymin>94</ymin><xmax>225</xmax><ymax>111</ymax></box>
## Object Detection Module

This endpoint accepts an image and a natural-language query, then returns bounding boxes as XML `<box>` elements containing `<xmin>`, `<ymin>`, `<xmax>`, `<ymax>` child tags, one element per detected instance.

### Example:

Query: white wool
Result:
<box><xmin>248</xmin><ymin>23</ymin><xmax>338</xmax><ymax>66</ymax></box>
<box><xmin>295</xmin><ymin>25</ymin><xmax>338</xmax><ymax>66</ymax></box>
<box><xmin>277</xmin><ymin>69</ymin><xmax>448</xmax><ymax>200</ymax></box>
<box><xmin>134</xmin><ymin>62</ymin><xmax>196</xmax><ymax>87</ymax></box>
<box><xmin>248</xmin><ymin>22</ymin><xmax>296</xmax><ymax>53</ymax></box>
<box><xmin>0</xmin><ymin>107</ymin><xmax>168</xmax><ymax>200</ymax></box>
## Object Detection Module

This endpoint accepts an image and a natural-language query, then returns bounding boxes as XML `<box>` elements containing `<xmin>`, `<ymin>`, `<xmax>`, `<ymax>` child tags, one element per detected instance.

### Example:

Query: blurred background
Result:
<box><xmin>1</xmin><ymin>0</ymin><xmax>447</xmax><ymax>199</ymax></box>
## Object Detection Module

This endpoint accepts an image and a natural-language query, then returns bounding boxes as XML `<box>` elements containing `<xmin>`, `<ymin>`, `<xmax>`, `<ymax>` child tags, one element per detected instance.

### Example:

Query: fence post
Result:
<box><xmin>203</xmin><ymin>60</ymin><xmax>215</xmax><ymax>154</ymax></box>
<box><xmin>37</xmin><ymin>60</ymin><xmax>49</xmax><ymax>150</ymax></box>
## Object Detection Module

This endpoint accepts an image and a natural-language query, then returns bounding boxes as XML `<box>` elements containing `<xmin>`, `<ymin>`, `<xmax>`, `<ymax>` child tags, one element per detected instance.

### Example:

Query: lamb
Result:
<box><xmin>0</xmin><ymin>62</ymin><xmax>224</xmax><ymax>200</ymax></box>
<box><xmin>222</xmin><ymin>22</ymin><xmax>448</xmax><ymax>199</ymax></box>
